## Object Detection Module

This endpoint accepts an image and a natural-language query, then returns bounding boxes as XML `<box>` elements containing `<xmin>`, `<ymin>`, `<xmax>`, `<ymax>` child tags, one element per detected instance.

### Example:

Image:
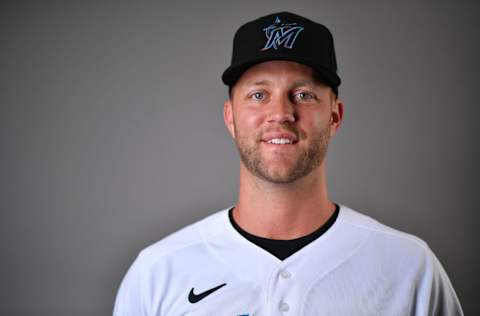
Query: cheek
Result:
<box><xmin>299</xmin><ymin>108</ymin><xmax>330</xmax><ymax>128</ymax></box>
<box><xmin>234</xmin><ymin>108</ymin><xmax>265</xmax><ymax>132</ymax></box>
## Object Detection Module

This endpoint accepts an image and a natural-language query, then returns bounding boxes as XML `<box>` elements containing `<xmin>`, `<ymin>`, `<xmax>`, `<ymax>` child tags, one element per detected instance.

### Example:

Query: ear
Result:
<box><xmin>329</xmin><ymin>98</ymin><xmax>344</xmax><ymax>137</ymax></box>
<box><xmin>223</xmin><ymin>99</ymin><xmax>236</xmax><ymax>138</ymax></box>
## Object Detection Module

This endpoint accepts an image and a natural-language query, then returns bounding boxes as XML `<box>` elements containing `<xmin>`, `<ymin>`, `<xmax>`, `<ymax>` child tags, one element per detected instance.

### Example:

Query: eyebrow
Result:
<box><xmin>250</xmin><ymin>80</ymin><xmax>272</xmax><ymax>86</ymax></box>
<box><xmin>245</xmin><ymin>79</ymin><xmax>316</xmax><ymax>87</ymax></box>
<box><xmin>291</xmin><ymin>79</ymin><xmax>316</xmax><ymax>88</ymax></box>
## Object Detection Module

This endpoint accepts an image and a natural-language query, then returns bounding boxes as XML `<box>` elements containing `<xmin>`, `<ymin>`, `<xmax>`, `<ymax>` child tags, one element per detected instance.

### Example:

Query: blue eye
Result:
<box><xmin>250</xmin><ymin>92</ymin><xmax>265</xmax><ymax>100</ymax></box>
<box><xmin>294</xmin><ymin>92</ymin><xmax>314</xmax><ymax>101</ymax></box>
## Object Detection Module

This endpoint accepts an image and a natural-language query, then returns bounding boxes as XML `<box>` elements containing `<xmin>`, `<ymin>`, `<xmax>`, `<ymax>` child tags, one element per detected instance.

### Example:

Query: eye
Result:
<box><xmin>249</xmin><ymin>91</ymin><xmax>265</xmax><ymax>101</ymax></box>
<box><xmin>294</xmin><ymin>91</ymin><xmax>315</xmax><ymax>102</ymax></box>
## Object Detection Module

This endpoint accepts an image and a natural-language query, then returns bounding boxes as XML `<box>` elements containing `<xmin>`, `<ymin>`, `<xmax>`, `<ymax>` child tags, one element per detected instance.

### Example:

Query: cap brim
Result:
<box><xmin>222</xmin><ymin>54</ymin><xmax>341</xmax><ymax>90</ymax></box>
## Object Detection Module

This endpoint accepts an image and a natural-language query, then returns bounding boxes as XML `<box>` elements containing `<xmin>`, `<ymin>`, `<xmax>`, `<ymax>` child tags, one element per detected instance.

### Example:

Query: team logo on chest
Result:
<box><xmin>261</xmin><ymin>16</ymin><xmax>304</xmax><ymax>51</ymax></box>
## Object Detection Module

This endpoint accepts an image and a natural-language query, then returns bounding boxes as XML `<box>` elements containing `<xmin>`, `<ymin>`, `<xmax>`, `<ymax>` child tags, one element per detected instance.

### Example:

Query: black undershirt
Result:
<box><xmin>228</xmin><ymin>204</ymin><xmax>339</xmax><ymax>260</ymax></box>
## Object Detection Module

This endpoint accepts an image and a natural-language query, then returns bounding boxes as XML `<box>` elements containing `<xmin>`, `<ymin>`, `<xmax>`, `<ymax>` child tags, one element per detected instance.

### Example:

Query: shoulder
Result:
<box><xmin>335</xmin><ymin>203</ymin><xmax>444</xmax><ymax>279</ymax></box>
<box><xmin>134</xmin><ymin>208</ymin><xmax>231</xmax><ymax>269</ymax></box>
<box><xmin>338</xmin><ymin>204</ymin><xmax>432</xmax><ymax>255</ymax></box>
<box><xmin>337</xmin><ymin>205</ymin><xmax>463</xmax><ymax>314</ymax></box>
<box><xmin>113</xmin><ymin>208</ymin><xmax>232</xmax><ymax>315</ymax></box>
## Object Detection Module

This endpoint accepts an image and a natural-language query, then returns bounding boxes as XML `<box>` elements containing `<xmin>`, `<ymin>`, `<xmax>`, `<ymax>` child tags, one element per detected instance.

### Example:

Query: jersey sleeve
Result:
<box><xmin>113</xmin><ymin>254</ymin><xmax>150</xmax><ymax>316</ymax></box>
<box><xmin>415</xmin><ymin>247</ymin><xmax>464</xmax><ymax>316</ymax></box>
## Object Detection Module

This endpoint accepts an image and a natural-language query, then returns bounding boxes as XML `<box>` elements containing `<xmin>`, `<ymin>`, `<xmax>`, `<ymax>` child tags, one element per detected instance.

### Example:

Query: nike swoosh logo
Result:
<box><xmin>188</xmin><ymin>283</ymin><xmax>227</xmax><ymax>303</ymax></box>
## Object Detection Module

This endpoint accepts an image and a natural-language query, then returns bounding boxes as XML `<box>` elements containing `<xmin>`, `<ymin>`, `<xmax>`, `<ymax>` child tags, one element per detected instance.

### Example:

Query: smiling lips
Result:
<box><xmin>268</xmin><ymin>138</ymin><xmax>293</xmax><ymax>144</ymax></box>
<box><xmin>261</xmin><ymin>132</ymin><xmax>298</xmax><ymax>145</ymax></box>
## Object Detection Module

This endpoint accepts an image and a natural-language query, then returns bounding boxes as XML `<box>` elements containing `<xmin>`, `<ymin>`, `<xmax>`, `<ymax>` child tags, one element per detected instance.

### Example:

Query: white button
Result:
<box><xmin>279</xmin><ymin>301</ymin><xmax>290</xmax><ymax>312</ymax></box>
<box><xmin>280</xmin><ymin>269</ymin><xmax>292</xmax><ymax>279</ymax></box>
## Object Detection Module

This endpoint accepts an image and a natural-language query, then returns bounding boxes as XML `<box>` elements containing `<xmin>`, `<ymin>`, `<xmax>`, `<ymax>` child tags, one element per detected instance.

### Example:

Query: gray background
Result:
<box><xmin>1</xmin><ymin>1</ymin><xmax>478</xmax><ymax>315</ymax></box>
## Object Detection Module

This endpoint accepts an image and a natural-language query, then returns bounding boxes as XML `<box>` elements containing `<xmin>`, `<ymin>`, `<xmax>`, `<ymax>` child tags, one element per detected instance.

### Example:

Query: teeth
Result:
<box><xmin>268</xmin><ymin>138</ymin><xmax>292</xmax><ymax>144</ymax></box>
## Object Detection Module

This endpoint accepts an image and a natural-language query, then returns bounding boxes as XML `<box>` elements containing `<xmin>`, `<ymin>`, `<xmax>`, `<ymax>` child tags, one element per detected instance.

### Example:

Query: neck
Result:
<box><xmin>233</xmin><ymin>160</ymin><xmax>335</xmax><ymax>239</ymax></box>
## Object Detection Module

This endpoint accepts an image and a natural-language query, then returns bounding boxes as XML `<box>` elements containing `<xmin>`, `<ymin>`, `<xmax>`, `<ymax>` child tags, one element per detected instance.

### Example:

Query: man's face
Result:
<box><xmin>224</xmin><ymin>60</ymin><xmax>343</xmax><ymax>184</ymax></box>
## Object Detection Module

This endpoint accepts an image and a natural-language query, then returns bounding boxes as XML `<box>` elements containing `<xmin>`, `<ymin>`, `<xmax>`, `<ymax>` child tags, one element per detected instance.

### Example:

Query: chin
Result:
<box><xmin>256</xmin><ymin>165</ymin><xmax>304</xmax><ymax>184</ymax></box>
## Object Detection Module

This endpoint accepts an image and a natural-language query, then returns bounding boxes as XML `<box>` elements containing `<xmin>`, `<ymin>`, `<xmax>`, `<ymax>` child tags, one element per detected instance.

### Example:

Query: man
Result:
<box><xmin>113</xmin><ymin>12</ymin><xmax>463</xmax><ymax>315</ymax></box>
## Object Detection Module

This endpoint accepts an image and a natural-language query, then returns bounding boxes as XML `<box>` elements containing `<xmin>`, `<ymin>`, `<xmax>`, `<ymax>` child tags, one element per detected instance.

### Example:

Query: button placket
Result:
<box><xmin>277</xmin><ymin>269</ymin><xmax>292</xmax><ymax>312</ymax></box>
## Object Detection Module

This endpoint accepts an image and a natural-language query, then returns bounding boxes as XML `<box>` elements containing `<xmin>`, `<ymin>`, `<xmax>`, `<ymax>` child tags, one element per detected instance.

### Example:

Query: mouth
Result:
<box><xmin>260</xmin><ymin>132</ymin><xmax>299</xmax><ymax>146</ymax></box>
<box><xmin>265</xmin><ymin>138</ymin><xmax>294</xmax><ymax>145</ymax></box>
<box><xmin>261</xmin><ymin>132</ymin><xmax>298</xmax><ymax>152</ymax></box>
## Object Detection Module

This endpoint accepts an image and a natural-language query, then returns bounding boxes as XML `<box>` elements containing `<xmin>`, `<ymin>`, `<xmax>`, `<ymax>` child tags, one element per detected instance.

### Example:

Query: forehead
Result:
<box><xmin>235</xmin><ymin>60</ymin><xmax>321</xmax><ymax>88</ymax></box>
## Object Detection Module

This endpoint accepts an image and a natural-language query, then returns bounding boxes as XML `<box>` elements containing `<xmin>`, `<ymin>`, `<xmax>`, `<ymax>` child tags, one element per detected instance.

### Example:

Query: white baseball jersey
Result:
<box><xmin>113</xmin><ymin>205</ymin><xmax>463</xmax><ymax>316</ymax></box>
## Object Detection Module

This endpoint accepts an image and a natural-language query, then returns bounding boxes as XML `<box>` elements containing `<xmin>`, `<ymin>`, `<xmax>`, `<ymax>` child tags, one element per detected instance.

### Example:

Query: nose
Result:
<box><xmin>267</xmin><ymin>95</ymin><xmax>296</xmax><ymax>123</ymax></box>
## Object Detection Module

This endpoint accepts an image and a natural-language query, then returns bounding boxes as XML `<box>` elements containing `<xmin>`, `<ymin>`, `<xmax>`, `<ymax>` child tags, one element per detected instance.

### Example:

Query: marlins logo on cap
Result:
<box><xmin>261</xmin><ymin>16</ymin><xmax>304</xmax><ymax>51</ymax></box>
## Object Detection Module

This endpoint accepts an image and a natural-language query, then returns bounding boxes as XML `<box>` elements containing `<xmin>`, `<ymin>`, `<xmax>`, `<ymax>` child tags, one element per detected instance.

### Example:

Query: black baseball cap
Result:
<box><xmin>222</xmin><ymin>12</ymin><xmax>341</xmax><ymax>95</ymax></box>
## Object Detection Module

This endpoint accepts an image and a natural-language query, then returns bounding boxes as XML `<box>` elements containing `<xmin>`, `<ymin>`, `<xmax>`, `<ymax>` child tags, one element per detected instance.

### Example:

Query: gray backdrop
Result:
<box><xmin>1</xmin><ymin>1</ymin><xmax>478</xmax><ymax>315</ymax></box>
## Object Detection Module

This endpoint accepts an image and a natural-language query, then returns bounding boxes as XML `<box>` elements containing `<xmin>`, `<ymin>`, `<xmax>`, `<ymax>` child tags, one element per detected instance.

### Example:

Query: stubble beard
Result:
<box><xmin>234</xmin><ymin>123</ymin><xmax>331</xmax><ymax>184</ymax></box>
